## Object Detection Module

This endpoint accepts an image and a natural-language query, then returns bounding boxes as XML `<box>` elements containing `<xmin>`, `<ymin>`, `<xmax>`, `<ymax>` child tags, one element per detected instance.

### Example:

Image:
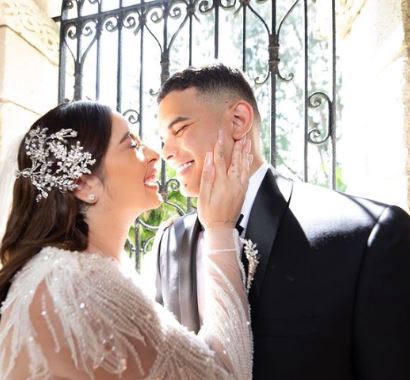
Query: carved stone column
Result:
<box><xmin>0</xmin><ymin>0</ymin><xmax>59</xmax><ymax>156</ymax></box>
<box><xmin>402</xmin><ymin>0</ymin><xmax>410</xmax><ymax>210</ymax></box>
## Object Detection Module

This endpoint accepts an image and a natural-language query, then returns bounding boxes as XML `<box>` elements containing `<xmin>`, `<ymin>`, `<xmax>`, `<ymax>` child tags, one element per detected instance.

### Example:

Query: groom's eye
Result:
<box><xmin>175</xmin><ymin>125</ymin><xmax>188</xmax><ymax>136</ymax></box>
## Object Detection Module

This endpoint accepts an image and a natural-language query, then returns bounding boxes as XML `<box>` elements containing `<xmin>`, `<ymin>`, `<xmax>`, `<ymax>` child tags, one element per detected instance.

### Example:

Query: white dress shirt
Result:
<box><xmin>197</xmin><ymin>163</ymin><xmax>271</xmax><ymax>321</ymax></box>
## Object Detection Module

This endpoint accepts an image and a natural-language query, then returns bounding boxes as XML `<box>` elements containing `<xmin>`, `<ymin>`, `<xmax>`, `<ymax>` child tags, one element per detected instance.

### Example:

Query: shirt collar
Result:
<box><xmin>239</xmin><ymin>162</ymin><xmax>271</xmax><ymax>231</ymax></box>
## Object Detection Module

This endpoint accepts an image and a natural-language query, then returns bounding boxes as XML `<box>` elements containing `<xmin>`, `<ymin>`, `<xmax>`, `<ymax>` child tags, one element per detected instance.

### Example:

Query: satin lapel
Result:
<box><xmin>246</xmin><ymin>170</ymin><xmax>293</xmax><ymax>305</ymax></box>
<box><xmin>178</xmin><ymin>214</ymin><xmax>201</xmax><ymax>333</ymax></box>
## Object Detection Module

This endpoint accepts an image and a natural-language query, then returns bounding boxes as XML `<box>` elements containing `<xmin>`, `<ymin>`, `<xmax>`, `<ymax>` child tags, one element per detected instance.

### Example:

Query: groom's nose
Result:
<box><xmin>161</xmin><ymin>138</ymin><xmax>176</xmax><ymax>162</ymax></box>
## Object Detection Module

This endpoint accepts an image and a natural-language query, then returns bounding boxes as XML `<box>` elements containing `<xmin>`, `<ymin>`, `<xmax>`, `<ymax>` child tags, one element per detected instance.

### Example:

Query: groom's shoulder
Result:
<box><xmin>272</xmin><ymin>169</ymin><xmax>388</xmax><ymax>217</ymax></box>
<box><xmin>153</xmin><ymin>212</ymin><xmax>197</xmax><ymax>258</ymax></box>
<box><xmin>290</xmin><ymin>179</ymin><xmax>408</xmax><ymax>227</ymax></box>
<box><xmin>172</xmin><ymin>212</ymin><xmax>198</xmax><ymax>232</ymax></box>
<box><xmin>157</xmin><ymin>211</ymin><xmax>198</xmax><ymax>238</ymax></box>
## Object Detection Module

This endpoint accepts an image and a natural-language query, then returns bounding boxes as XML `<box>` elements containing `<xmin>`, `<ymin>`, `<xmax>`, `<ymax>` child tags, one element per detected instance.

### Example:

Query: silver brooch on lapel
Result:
<box><xmin>240</xmin><ymin>238</ymin><xmax>260</xmax><ymax>294</ymax></box>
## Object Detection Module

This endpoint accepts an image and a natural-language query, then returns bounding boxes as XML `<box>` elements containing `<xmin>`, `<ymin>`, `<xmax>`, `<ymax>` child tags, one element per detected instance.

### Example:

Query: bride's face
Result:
<box><xmin>100</xmin><ymin>113</ymin><xmax>162</xmax><ymax>213</ymax></box>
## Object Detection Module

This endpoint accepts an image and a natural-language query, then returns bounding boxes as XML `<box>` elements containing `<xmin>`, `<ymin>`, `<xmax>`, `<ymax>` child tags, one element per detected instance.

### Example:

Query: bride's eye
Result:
<box><xmin>130</xmin><ymin>140</ymin><xmax>141</xmax><ymax>150</ymax></box>
<box><xmin>129</xmin><ymin>134</ymin><xmax>142</xmax><ymax>150</ymax></box>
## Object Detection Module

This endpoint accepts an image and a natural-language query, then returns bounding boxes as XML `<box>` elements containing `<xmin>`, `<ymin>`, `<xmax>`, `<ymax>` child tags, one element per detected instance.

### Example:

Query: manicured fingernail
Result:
<box><xmin>218</xmin><ymin>129</ymin><xmax>224</xmax><ymax>144</ymax></box>
<box><xmin>205</xmin><ymin>152</ymin><xmax>212</xmax><ymax>168</ymax></box>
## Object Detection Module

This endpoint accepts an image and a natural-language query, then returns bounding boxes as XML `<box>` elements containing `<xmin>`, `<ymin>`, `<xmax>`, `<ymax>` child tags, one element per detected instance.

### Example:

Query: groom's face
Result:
<box><xmin>159</xmin><ymin>87</ymin><xmax>233</xmax><ymax>197</ymax></box>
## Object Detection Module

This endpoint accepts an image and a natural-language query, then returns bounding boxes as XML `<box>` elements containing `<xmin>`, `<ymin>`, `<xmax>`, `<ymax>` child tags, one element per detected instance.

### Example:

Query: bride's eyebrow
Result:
<box><xmin>118</xmin><ymin>131</ymin><xmax>131</xmax><ymax>145</ymax></box>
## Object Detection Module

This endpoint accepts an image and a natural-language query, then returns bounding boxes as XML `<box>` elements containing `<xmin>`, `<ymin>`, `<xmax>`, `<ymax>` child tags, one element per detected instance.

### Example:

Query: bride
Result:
<box><xmin>0</xmin><ymin>101</ymin><xmax>252</xmax><ymax>379</ymax></box>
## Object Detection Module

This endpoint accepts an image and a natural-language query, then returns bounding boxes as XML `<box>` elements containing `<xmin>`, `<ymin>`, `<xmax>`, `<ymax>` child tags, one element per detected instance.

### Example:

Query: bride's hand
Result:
<box><xmin>198</xmin><ymin>130</ymin><xmax>252</xmax><ymax>229</ymax></box>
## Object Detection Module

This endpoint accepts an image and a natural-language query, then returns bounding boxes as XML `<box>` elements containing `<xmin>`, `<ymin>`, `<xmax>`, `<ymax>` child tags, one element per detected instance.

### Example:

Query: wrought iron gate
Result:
<box><xmin>55</xmin><ymin>0</ymin><xmax>338</xmax><ymax>267</ymax></box>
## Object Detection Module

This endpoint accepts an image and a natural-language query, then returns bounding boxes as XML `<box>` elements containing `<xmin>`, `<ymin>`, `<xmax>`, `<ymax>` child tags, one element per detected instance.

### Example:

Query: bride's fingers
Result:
<box><xmin>199</xmin><ymin>152</ymin><xmax>214</xmax><ymax>206</ymax></box>
<box><xmin>213</xmin><ymin>130</ymin><xmax>227</xmax><ymax>181</ymax></box>
<box><xmin>228</xmin><ymin>139</ymin><xmax>243</xmax><ymax>179</ymax></box>
<box><xmin>241</xmin><ymin>139</ymin><xmax>252</xmax><ymax>184</ymax></box>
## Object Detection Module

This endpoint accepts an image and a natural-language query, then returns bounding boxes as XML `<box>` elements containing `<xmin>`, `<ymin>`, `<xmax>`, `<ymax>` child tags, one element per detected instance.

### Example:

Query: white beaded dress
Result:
<box><xmin>0</xmin><ymin>228</ymin><xmax>252</xmax><ymax>379</ymax></box>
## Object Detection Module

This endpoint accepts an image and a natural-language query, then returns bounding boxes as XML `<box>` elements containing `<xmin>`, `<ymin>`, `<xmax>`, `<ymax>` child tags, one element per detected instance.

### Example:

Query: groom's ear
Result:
<box><xmin>73</xmin><ymin>174</ymin><xmax>103</xmax><ymax>204</ymax></box>
<box><xmin>230</xmin><ymin>100</ymin><xmax>254</xmax><ymax>140</ymax></box>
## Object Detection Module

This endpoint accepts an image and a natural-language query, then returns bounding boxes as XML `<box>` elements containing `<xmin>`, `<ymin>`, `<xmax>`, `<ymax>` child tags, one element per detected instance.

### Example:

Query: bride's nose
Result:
<box><xmin>144</xmin><ymin>145</ymin><xmax>160</xmax><ymax>163</ymax></box>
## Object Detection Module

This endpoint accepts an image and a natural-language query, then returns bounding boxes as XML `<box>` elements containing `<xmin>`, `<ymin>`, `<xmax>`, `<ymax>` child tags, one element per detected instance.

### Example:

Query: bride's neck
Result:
<box><xmin>85</xmin><ymin>204</ymin><xmax>140</xmax><ymax>261</ymax></box>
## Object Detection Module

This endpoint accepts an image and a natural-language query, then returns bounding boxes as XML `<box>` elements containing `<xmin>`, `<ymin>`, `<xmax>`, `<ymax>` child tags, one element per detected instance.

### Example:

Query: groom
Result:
<box><xmin>154</xmin><ymin>64</ymin><xmax>410</xmax><ymax>379</ymax></box>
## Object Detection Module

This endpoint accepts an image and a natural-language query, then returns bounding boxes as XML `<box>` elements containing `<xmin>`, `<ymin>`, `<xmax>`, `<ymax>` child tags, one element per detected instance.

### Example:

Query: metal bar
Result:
<box><xmin>331</xmin><ymin>0</ymin><xmax>336</xmax><ymax>189</ymax></box>
<box><xmin>139</xmin><ymin>1</ymin><xmax>145</xmax><ymax>138</ymax></box>
<box><xmin>135</xmin><ymin>220</ymin><xmax>141</xmax><ymax>271</ymax></box>
<box><xmin>303</xmin><ymin>0</ymin><xmax>308</xmax><ymax>182</ymax></box>
<box><xmin>242</xmin><ymin>3</ymin><xmax>246</xmax><ymax>71</ymax></box>
<box><xmin>57</xmin><ymin>4</ymin><xmax>68</xmax><ymax>103</ymax></box>
<box><xmin>270</xmin><ymin>0</ymin><xmax>276</xmax><ymax>166</ymax></box>
<box><xmin>95</xmin><ymin>0</ymin><xmax>102</xmax><ymax>100</ymax></box>
<box><xmin>160</xmin><ymin>0</ymin><xmax>170</xmax><ymax>205</ymax></box>
<box><xmin>74</xmin><ymin>12</ymin><xmax>83</xmax><ymax>99</ymax></box>
<box><xmin>160</xmin><ymin>1</ymin><xmax>169</xmax><ymax>85</ymax></box>
<box><xmin>188</xmin><ymin>0</ymin><xmax>193</xmax><ymax>66</ymax></box>
<box><xmin>116</xmin><ymin>0</ymin><xmax>123</xmax><ymax>112</ymax></box>
<box><xmin>214</xmin><ymin>0</ymin><xmax>219</xmax><ymax>59</ymax></box>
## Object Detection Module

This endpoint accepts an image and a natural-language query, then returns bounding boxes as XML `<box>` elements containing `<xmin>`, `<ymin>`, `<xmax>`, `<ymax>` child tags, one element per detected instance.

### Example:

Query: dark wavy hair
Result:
<box><xmin>158</xmin><ymin>63</ymin><xmax>261</xmax><ymax>125</ymax></box>
<box><xmin>0</xmin><ymin>101</ymin><xmax>112</xmax><ymax>307</ymax></box>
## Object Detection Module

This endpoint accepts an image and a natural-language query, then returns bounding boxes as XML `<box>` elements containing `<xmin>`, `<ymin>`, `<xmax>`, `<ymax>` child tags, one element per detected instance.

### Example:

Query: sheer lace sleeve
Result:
<box><xmin>0</xmin><ymin>235</ymin><xmax>251</xmax><ymax>380</ymax></box>
<box><xmin>198</xmin><ymin>228</ymin><xmax>251</xmax><ymax>375</ymax></box>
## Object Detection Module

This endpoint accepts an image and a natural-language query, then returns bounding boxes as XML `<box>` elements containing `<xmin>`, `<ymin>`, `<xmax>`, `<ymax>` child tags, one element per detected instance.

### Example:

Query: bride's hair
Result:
<box><xmin>0</xmin><ymin>101</ymin><xmax>112</xmax><ymax>308</ymax></box>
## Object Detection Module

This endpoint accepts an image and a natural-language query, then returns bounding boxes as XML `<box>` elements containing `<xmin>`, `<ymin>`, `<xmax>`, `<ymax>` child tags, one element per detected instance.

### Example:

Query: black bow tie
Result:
<box><xmin>235</xmin><ymin>214</ymin><xmax>244</xmax><ymax>235</ymax></box>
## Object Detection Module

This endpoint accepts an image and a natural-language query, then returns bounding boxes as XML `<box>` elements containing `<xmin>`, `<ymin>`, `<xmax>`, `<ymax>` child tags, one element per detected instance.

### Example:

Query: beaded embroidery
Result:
<box><xmin>0</xmin><ymin>232</ymin><xmax>252</xmax><ymax>380</ymax></box>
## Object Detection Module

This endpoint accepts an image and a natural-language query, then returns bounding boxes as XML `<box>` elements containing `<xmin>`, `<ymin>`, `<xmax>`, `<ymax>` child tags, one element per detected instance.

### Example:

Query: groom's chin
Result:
<box><xmin>179</xmin><ymin>181</ymin><xmax>200</xmax><ymax>198</ymax></box>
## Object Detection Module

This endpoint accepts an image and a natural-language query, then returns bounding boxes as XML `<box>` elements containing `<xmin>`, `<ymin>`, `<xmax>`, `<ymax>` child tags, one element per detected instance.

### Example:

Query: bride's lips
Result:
<box><xmin>177</xmin><ymin>160</ymin><xmax>194</xmax><ymax>176</ymax></box>
<box><xmin>144</xmin><ymin>169</ymin><xmax>159</xmax><ymax>188</ymax></box>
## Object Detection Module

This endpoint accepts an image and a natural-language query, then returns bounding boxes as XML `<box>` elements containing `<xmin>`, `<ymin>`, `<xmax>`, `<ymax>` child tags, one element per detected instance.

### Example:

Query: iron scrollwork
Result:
<box><xmin>307</xmin><ymin>92</ymin><xmax>333</xmax><ymax>145</ymax></box>
<box><xmin>254</xmin><ymin>0</ymin><xmax>299</xmax><ymax>85</ymax></box>
<box><xmin>57</xmin><ymin>0</ymin><xmax>338</xmax><ymax>261</ymax></box>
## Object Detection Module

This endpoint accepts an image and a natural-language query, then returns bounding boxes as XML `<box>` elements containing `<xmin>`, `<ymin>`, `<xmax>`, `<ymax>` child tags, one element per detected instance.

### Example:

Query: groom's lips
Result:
<box><xmin>177</xmin><ymin>160</ymin><xmax>194</xmax><ymax>176</ymax></box>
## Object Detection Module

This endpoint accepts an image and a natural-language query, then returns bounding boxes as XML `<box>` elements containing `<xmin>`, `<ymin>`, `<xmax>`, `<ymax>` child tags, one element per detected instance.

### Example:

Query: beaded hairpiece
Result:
<box><xmin>15</xmin><ymin>127</ymin><xmax>96</xmax><ymax>202</ymax></box>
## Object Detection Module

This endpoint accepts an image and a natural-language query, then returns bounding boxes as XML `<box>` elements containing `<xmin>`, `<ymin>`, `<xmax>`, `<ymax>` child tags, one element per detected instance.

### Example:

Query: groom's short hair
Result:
<box><xmin>158</xmin><ymin>64</ymin><xmax>261</xmax><ymax>126</ymax></box>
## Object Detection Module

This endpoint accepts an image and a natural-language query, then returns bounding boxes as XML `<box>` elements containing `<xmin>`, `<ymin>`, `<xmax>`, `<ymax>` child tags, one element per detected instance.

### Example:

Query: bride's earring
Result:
<box><xmin>88</xmin><ymin>194</ymin><xmax>96</xmax><ymax>203</ymax></box>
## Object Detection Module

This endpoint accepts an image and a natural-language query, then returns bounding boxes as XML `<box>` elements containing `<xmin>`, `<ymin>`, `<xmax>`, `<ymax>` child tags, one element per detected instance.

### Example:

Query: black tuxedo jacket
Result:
<box><xmin>154</xmin><ymin>170</ymin><xmax>410</xmax><ymax>379</ymax></box>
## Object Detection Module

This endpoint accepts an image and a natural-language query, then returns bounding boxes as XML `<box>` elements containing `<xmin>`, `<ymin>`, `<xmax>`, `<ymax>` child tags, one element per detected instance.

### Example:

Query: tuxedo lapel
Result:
<box><xmin>245</xmin><ymin>170</ymin><xmax>293</xmax><ymax>305</ymax></box>
<box><xmin>177</xmin><ymin>214</ymin><xmax>201</xmax><ymax>332</ymax></box>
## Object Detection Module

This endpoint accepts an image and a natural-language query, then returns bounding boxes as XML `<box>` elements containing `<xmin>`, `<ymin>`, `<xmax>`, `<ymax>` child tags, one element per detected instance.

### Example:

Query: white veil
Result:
<box><xmin>0</xmin><ymin>134</ymin><xmax>24</xmax><ymax>244</ymax></box>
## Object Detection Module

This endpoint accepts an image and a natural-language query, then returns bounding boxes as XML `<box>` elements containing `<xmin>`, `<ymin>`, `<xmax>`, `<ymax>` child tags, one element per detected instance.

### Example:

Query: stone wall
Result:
<box><xmin>0</xmin><ymin>0</ymin><xmax>59</xmax><ymax>157</ymax></box>
<box><xmin>338</xmin><ymin>0</ymin><xmax>409</xmax><ymax>211</ymax></box>
<box><xmin>402</xmin><ymin>0</ymin><xmax>410</xmax><ymax>211</ymax></box>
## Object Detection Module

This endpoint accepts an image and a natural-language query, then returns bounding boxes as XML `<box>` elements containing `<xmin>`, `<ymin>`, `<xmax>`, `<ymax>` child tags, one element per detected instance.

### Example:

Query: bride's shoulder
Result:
<box><xmin>15</xmin><ymin>246</ymin><xmax>117</xmax><ymax>280</ymax></box>
<box><xmin>4</xmin><ymin>246</ymin><xmax>152</xmax><ymax>324</ymax></box>
<box><xmin>28</xmin><ymin>246</ymin><xmax>123</xmax><ymax>270</ymax></box>
<box><xmin>8</xmin><ymin>246</ymin><xmax>135</xmax><ymax>303</ymax></box>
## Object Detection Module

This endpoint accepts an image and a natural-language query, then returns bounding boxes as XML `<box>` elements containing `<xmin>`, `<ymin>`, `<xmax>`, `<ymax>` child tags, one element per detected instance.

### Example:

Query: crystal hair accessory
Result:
<box><xmin>15</xmin><ymin>127</ymin><xmax>96</xmax><ymax>202</ymax></box>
